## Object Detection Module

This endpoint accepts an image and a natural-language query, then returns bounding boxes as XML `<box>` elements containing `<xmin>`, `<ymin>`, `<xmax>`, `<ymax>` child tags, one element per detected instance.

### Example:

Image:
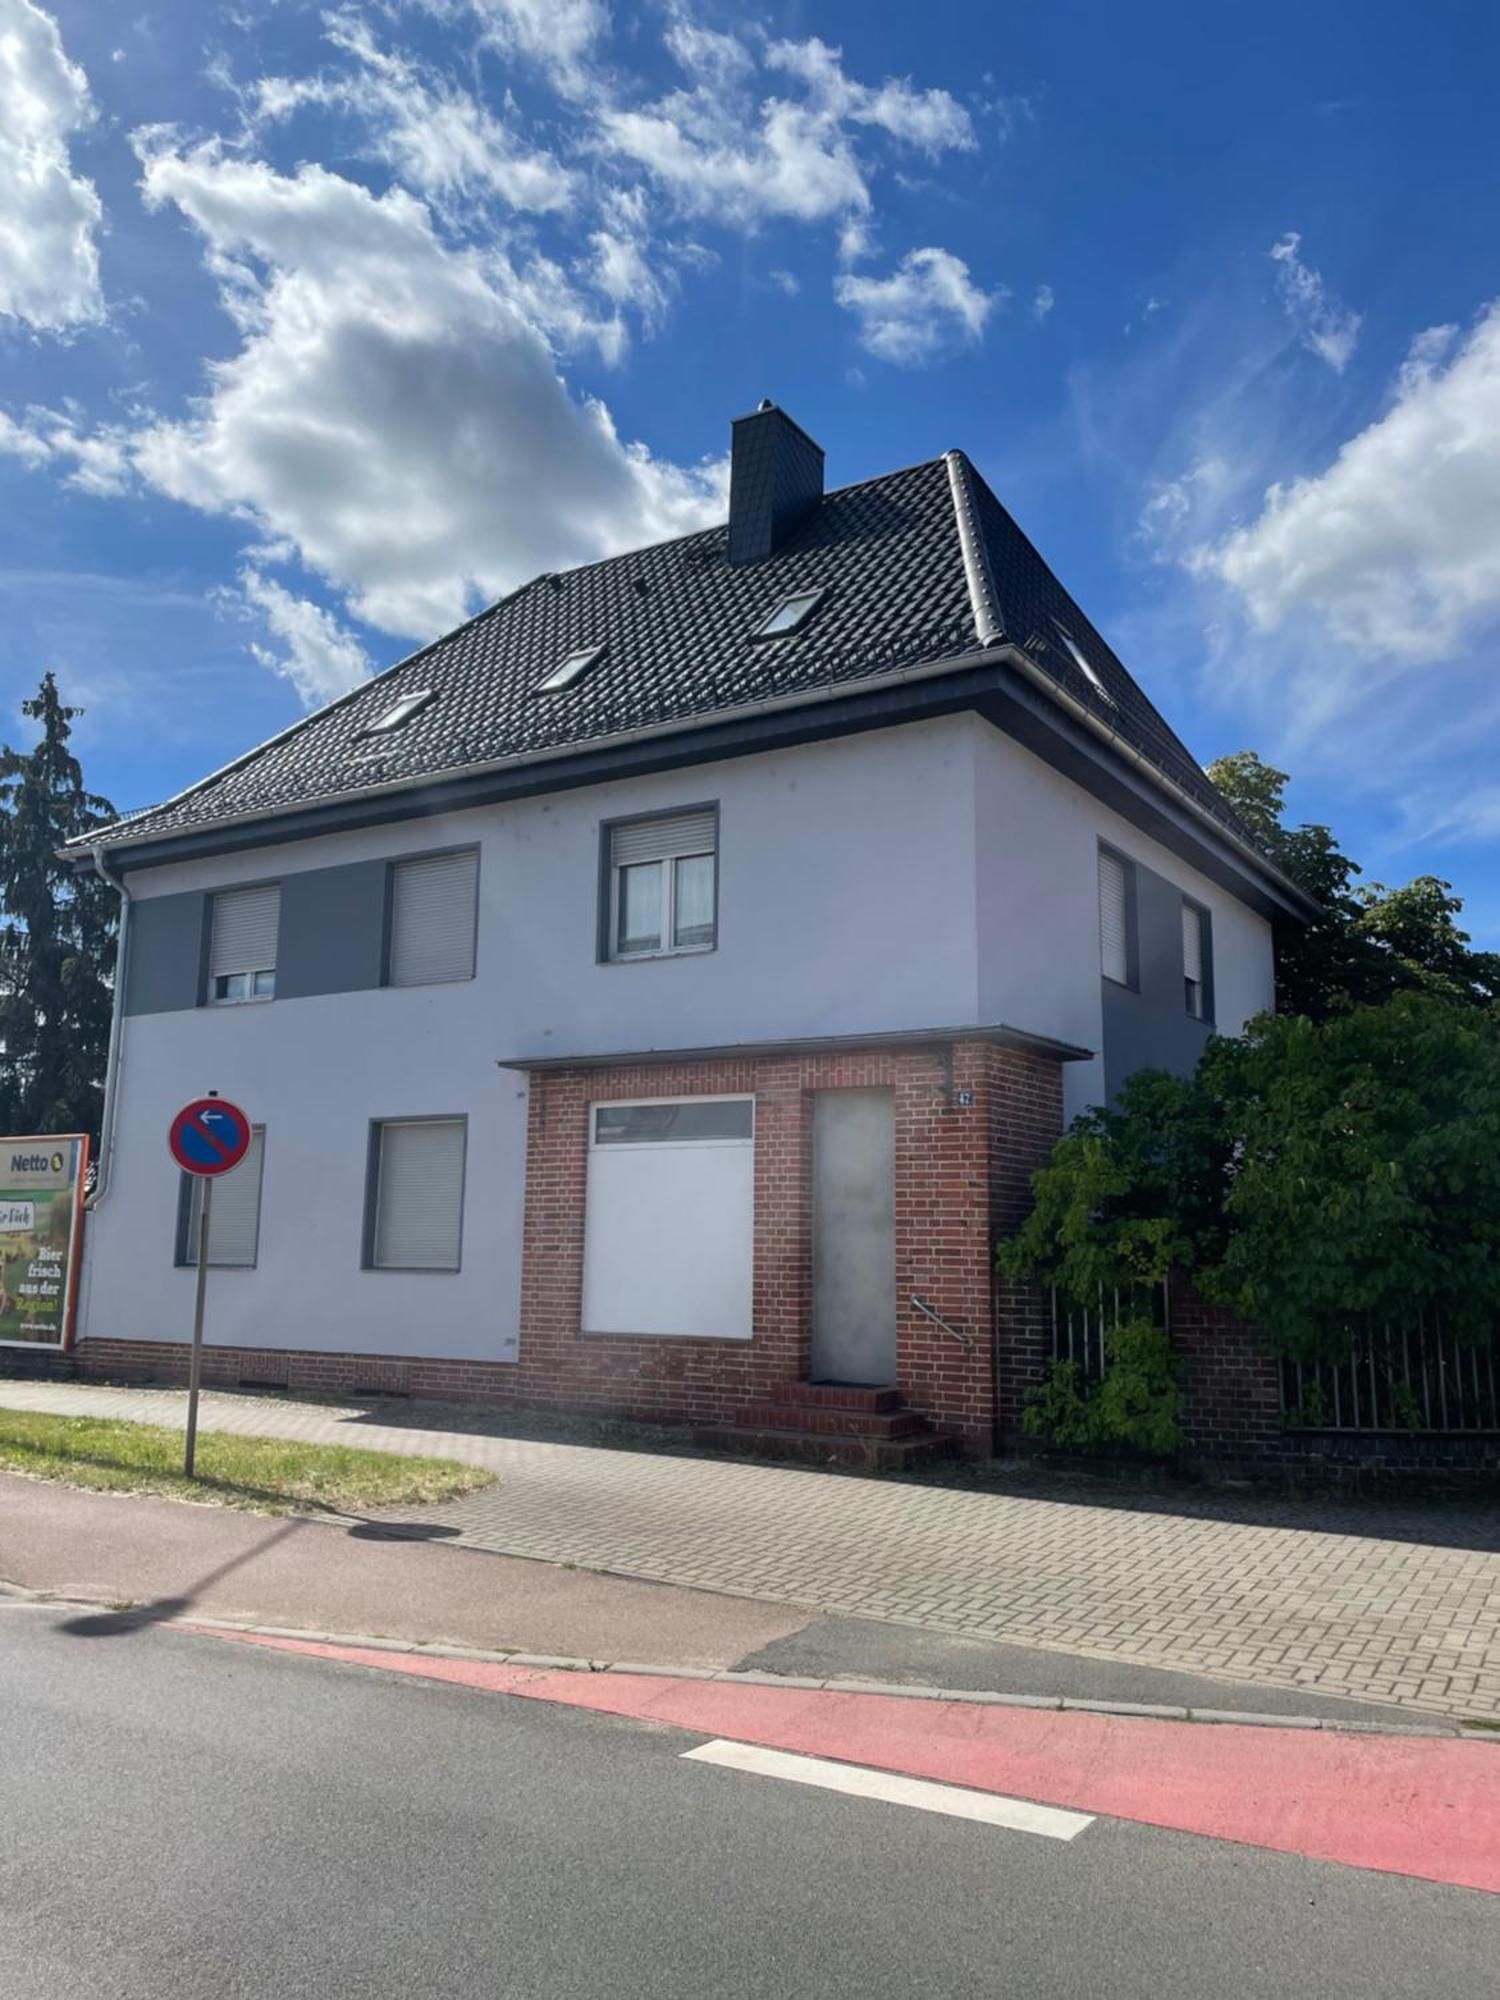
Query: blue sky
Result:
<box><xmin>3</xmin><ymin>0</ymin><xmax>1499</xmax><ymax>933</ymax></box>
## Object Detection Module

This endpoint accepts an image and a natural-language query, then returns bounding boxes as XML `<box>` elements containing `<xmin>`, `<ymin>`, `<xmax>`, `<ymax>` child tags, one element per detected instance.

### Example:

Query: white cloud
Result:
<box><xmin>835</xmin><ymin>247</ymin><xmax>997</xmax><ymax>364</ymax></box>
<box><xmin>600</xmin><ymin>28</ymin><xmax>973</xmax><ymax>232</ymax></box>
<box><xmin>240</xmin><ymin>568</ymin><xmax>371</xmax><ymax>707</ymax></box>
<box><xmin>1032</xmin><ymin>282</ymin><xmax>1054</xmax><ymax>323</ymax></box>
<box><xmin>252</xmin><ymin>14</ymin><xmax>577</xmax><ymax>216</ymax></box>
<box><xmin>0</xmin><ymin>0</ymin><xmax>104</xmax><ymax>330</ymax></box>
<box><xmin>1199</xmin><ymin>303</ymin><xmax>1500</xmax><ymax>662</ymax></box>
<box><xmin>1270</xmin><ymin>231</ymin><xmax>1361</xmax><ymax>373</ymax></box>
<box><xmin>0</xmin><ymin>402</ymin><xmax>129</xmax><ymax>492</ymax></box>
<box><xmin>128</xmin><ymin>142</ymin><xmax>723</xmax><ymax>641</ymax></box>
<box><xmin>427</xmin><ymin>0</ymin><xmax>607</xmax><ymax>95</ymax></box>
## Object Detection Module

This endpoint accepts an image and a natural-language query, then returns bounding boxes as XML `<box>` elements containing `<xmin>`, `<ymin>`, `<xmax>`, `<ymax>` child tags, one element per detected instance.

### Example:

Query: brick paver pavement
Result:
<box><xmin>4</xmin><ymin>1380</ymin><xmax>1500</xmax><ymax>1720</ymax></box>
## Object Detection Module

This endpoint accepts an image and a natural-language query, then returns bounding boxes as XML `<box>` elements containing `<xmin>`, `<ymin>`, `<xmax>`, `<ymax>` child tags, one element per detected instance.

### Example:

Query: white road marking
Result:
<box><xmin>681</xmin><ymin>1739</ymin><xmax>1093</xmax><ymax>1841</ymax></box>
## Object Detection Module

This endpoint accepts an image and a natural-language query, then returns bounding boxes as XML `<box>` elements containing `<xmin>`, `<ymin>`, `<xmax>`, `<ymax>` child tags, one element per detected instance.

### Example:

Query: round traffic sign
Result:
<box><xmin>169</xmin><ymin>1097</ymin><xmax>253</xmax><ymax>1177</ymax></box>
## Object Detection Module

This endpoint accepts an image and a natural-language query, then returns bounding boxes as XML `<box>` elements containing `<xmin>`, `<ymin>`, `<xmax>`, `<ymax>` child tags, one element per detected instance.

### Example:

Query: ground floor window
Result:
<box><xmin>582</xmin><ymin>1096</ymin><xmax>753</xmax><ymax>1338</ymax></box>
<box><xmin>176</xmin><ymin>1127</ymin><xmax>266</xmax><ymax>1268</ymax></box>
<box><xmin>365</xmin><ymin>1117</ymin><xmax>467</xmax><ymax>1271</ymax></box>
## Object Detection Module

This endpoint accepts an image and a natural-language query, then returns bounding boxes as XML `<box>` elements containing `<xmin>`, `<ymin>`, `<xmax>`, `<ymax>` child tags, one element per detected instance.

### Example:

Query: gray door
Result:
<box><xmin>811</xmin><ymin>1088</ymin><xmax>897</xmax><ymax>1384</ymax></box>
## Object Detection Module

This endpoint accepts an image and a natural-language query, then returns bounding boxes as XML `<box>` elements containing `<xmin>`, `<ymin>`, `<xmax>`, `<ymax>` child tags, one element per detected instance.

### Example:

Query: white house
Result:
<box><xmin>67</xmin><ymin>404</ymin><xmax>1311</xmax><ymax>1459</ymax></box>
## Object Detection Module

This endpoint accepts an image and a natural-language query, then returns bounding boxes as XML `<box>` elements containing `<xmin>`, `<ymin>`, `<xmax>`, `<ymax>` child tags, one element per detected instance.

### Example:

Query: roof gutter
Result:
<box><xmin>87</xmin><ymin>844</ymin><xmax>131</xmax><ymax>1209</ymax></box>
<box><xmin>72</xmin><ymin>640</ymin><xmax>1311</xmax><ymax>916</ymax></box>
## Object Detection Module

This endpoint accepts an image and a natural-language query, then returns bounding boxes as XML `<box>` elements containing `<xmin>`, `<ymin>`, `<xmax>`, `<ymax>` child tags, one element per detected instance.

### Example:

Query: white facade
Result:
<box><xmin>79</xmin><ymin>713</ymin><xmax>1275</xmax><ymax>1360</ymax></box>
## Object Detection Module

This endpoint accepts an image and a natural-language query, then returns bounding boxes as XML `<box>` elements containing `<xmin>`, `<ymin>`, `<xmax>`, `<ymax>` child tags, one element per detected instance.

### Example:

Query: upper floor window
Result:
<box><xmin>1183</xmin><ymin>900</ymin><xmax>1212</xmax><ymax>1020</ymax></box>
<box><xmin>386</xmin><ymin>849</ymin><xmax>479</xmax><ymax>987</ymax></box>
<box><xmin>606</xmin><ymin>808</ymin><xmax>717</xmax><ymax>961</ymax></box>
<box><xmin>1098</xmin><ymin>847</ymin><xmax>1135</xmax><ymax>988</ymax></box>
<box><xmin>208</xmin><ymin>884</ymin><xmax>279</xmax><ymax>1004</ymax></box>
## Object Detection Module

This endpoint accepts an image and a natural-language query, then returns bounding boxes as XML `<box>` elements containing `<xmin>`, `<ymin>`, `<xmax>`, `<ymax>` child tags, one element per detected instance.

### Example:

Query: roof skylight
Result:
<box><xmin>363</xmin><ymin>689</ymin><xmax>434</xmax><ymax>735</ymax></box>
<box><xmin>1052</xmin><ymin>623</ymin><xmax>1116</xmax><ymax>707</ymax></box>
<box><xmin>754</xmin><ymin>589</ymin><xmax>824</xmax><ymax>639</ymax></box>
<box><xmin>535</xmin><ymin>643</ymin><xmax>605</xmax><ymax>694</ymax></box>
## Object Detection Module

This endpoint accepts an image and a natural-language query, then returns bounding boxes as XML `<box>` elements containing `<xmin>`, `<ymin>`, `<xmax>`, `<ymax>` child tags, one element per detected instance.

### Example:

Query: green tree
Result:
<box><xmin>0</xmin><ymin>675</ymin><xmax>118</xmax><ymax>1140</ymax></box>
<box><xmin>1002</xmin><ymin>995</ymin><xmax>1500</xmax><ymax>1371</ymax></box>
<box><xmin>1207</xmin><ymin>750</ymin><xmax>1499</xmax><ymax>1017</ymax></box>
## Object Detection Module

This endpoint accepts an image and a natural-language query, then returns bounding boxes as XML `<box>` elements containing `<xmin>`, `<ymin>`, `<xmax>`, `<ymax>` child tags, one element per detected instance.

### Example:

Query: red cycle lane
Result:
<box><xmin>196</xmin><ymin>1627</ymin><xmax>1500</xmax><ymax>1896</ymax></box>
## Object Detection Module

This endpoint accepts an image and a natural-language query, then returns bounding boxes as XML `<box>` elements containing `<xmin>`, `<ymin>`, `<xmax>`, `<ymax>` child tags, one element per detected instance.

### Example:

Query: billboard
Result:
<box><xmin>0</xmin><ymin>1136</ymin><xmax>88</xmax><ymax>1349</ymax></box>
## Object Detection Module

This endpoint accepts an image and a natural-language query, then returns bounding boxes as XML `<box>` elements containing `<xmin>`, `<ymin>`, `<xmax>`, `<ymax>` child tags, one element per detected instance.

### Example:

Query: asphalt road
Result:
<box><xmin>1</xmin><ymin>1603</ymin><xmax>1494</xmax><ymax>1999</ymax></box>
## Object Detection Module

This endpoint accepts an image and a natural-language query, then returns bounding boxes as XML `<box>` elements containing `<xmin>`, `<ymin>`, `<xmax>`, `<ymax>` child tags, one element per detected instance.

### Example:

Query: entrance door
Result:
<box><xmin>810</xmin><ymin>1088</ymin><xmax>897</xmax><ymax>1383</ymax></box>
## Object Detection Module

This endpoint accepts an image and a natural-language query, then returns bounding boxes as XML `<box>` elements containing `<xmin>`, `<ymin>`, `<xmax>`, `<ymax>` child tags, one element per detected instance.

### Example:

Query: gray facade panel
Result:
<box><xmin>123</xmin><ymin>891</ymin><xmax>207</xmax><ymax>1016</ymax></box>
<box><xmin>277</xmin><ymin>860</ymin><xmax>389</xmax><ymax>1001</ymax></box>
<box><xmin>1102</xmin><ymin>859</ymin><xmax>1214</xmax><ymax>1098</ymax></box>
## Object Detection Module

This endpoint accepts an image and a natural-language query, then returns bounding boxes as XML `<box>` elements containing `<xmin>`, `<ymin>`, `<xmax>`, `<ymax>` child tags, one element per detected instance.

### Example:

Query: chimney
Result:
<box><xmin>726</xmin><ymin>401</ymin><xmax>825</xmax><ymax>566</ymax></box>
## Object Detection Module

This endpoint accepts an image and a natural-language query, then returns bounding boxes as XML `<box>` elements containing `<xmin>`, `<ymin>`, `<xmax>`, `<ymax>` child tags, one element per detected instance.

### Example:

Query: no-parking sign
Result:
<box><xmin>169</xmin><ymin>1097</ymin><xmax>252</xmax><ymax>1178</ymax></box>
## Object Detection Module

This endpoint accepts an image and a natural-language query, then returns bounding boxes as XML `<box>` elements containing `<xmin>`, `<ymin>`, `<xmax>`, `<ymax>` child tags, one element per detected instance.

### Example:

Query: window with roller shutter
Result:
<box><xmin>365</xmin><ymin>1118</ymin><xmax>467</xmax><ymax>1271</ymax></box>
<box><xmin>177</xmin><ymin>1129</ymin><xmax>266</xmax><ymax>1267</ymax></box>
<box><xmin>603</xmin><ymin>807</ymin><xmax>717</xmax><ymax>961</ymax></box>
<box><xmin>386</xmin><ymin>849</ymin><xmax>479</xmax><ymax>987</ymax></box>
<box><xmin>1182</xmin><ymin>899</ymin><xmax>1212</xmax><ymax>1020</ymax></box>
<box><xmin>1098</xmin><ymin>846</ymin><xmax>1135</xmax><ymax>988</ymax></box>
<box><xmin>207</xmin><ymin>883</ymin><xmax>280</xmax><ymax>1004</ymax></box>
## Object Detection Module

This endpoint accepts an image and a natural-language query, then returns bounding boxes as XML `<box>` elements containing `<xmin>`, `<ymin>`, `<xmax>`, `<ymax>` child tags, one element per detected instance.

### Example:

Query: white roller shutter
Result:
<box><xmin>610</xmin><ymin>809</ymin><xmax>715</xmax><ymax>867</ymax></box>
<box><xmin>1182</xmin><ymin>901</ymin><xmax>1204</xmax><ymax>985</ymax></box>
<box><xmin>1098</xmin><ymin>850</ymin><xmax>1129</xmax><ymax>985</ymax></box>
<box><xmin>372</xmin><ymin>1119</ymin><xmax>466</xmax><ymax>1270</ymax></box>
<box><xmin>388</xmin><ymin>849</ymin><xmax>479</xmax><ymax>987</ymax></box>
<box><xmin>188</xmin><ymin>1129</ymin><xmax>265</xmax><ymax>1268</ymax></box>
<box><xmin>210</xmin><ymin>884</ymin><xmax>279</xmax><ymax>979</ymax></box>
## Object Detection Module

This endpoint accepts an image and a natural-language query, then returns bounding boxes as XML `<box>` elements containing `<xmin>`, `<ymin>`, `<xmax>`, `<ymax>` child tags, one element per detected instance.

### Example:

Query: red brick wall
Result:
<box><xmin>78</xmin><ymin>1038</ymin><xmax>1071</xmax><ymax>1455</ymax></box>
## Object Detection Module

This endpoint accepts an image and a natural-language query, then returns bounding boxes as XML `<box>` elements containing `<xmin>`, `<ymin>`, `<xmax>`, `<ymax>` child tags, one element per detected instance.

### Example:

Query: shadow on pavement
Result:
<box><xmin>57</xmin><ymin>1519</ymin><xmax>305</xmax><ymax>1640</ymax></box>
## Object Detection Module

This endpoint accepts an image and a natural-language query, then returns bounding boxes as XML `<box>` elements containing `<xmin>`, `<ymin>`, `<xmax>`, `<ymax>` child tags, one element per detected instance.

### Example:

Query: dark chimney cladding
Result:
<box><xmin>726</xmin><ymin>402</ymin><xmax>825</xmax><ymax>566</ymax></box>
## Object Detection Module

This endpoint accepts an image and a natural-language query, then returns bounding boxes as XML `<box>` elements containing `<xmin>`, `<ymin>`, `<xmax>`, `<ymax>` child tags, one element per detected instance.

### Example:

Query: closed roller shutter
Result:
<box><xmin>610</xmin><ymin>810</ymin><xmax>715</xmax><ymax>867</ymax></box>
<box><xmin>1098</xmin><ymin>850</ymin><xmax>1129</xmax><ymax>985</ymax></box>
<box><xmin>188</xmin><ymin>1129</ymin><xmax>265</xmax><ymax>1268</ymax></box>
<box><xmin>1182</xmin><ymin>901</ymin><xmax>1204</xmax><ymax>985</ymax></box>
<box><xmin>388</xmin><ymin>850</ymin><xmax>479</xmax><ymax>987</ymax></box>
<box><xmin>372</xmin><ymin>1119</ymin><xmax>466</xmax><ymax>1270</ymax></box>
<box><xmin>210</xmin><ymin>884</ymin><xmax>279</xmax><ymax>979</ymax></box>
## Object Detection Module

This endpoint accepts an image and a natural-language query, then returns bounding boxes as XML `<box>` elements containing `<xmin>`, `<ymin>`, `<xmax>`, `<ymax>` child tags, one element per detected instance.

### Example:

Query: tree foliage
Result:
<box><xmin>0</xmin><ymin>675</ymin><xmax>118</xmax><ymax>1140</ymax></box>
<box><xmin>1001</xmin><ymin>995</ymin><xmax>1500</xmax><ymax>1371</ymax></box>
<box><xmin>1207</xmin><ymin>751</ymin><xmax>1500</xmax><ymax>1018</ymax></box>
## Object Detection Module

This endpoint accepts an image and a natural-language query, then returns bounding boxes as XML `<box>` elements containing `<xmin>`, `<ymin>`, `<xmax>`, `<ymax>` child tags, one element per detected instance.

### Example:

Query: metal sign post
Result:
<box><xmin>167</xmin><ymin>1093</ymin><xmax>252</xmax><ymax>1481</ymax></box>
<box><xmin>185</xmin><ymin>1176</ymin><xmax>214</xmax><ymax>1479</ymax></box>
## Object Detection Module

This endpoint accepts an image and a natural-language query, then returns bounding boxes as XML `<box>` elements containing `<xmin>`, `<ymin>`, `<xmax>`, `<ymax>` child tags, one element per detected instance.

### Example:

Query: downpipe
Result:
<box><xmin>87</xmin><ymin>843</ymin><xmax>131</xmax><ymax>1209</ymax></box>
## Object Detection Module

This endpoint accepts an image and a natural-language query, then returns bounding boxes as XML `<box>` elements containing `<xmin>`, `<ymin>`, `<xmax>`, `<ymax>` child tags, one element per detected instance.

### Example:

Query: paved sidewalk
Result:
<box><xmin>4</xmin><ymin>1379</ymin><xmax>1500</xmax><ymax>1720</ymax></box>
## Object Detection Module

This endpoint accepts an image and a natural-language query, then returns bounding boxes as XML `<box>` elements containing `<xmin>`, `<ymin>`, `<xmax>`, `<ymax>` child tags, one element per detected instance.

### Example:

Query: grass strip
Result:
<box><xmin>0</xmin><ymin>1409</ymin><xmax>494</xmax><ymax>1514</ymax></box>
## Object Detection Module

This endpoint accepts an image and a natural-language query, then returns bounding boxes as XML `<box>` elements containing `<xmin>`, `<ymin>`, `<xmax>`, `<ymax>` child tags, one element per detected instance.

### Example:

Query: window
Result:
<box><xmin>606</xmin><ymin>809</ymin><xmax>717</xmax><ymax>960</ymax></box>
<box><xmin>366</xmin><ymin>1117</ymin><xmax>466</xmax><ymax>1271</ymax></box>
<box><xmin>536</xmin><ymin>644</ymin><xmax>604</xmax><ymax>694</ymax></box>
<box><xmin>364</xmin><ymin>690</ymin><xmax>434</xmax><ymax>734</ymax></box>
<box><xmin>387</xmin><ymin>849</ymin><xmax>479</xmax><ymax>987</ymax></box>
<box><xmin>179</xmin><ymin>1128</ymin><xmax>265</xmax><ymax>1268</ymax></box>
<box><xmin>583</xmin><ymin>1098</ymin><xmax>754</xmax><ymax>1338</ymax></box>
<box><xmin>1053</xmin><ymin>621</ymin><xmax>1116</xmax><ymax>707</ymax></box>
<box><xmin>1098</xmin><ymin>847</ymin><xmax>1135</xmax><ymax>987</ymax></box>
<box><xmin>754</xmin><ymin>589</ymin><xmax>824</xmax><ymax>639</ymax></box>
<box><xmin>594</xmin><ymin>1099</ymin><xmax>754</xmax><ymax>1144</ymax></box>
<box><xmin>208</xmin><ymin>884</ymin><xmax>279</xmax><ymax>1004</ymax></box>
<box><xmin>1183</xmin><ymin>900</ymin><xmax>1211</xmax><ymax>1020</ymax></box>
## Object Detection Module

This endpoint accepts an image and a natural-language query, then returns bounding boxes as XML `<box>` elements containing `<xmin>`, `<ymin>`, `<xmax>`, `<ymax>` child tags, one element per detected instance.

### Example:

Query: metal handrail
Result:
<box><xmin>910</xmin><ymin>1294</ymin><xmax>974</xmax><ymax>1351</ymax></box>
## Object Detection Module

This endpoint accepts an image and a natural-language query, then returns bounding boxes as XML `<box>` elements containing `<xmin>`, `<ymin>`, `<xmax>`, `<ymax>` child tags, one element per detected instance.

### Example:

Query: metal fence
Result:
<box><xmin>1280</xmin><ymin>1317</ymin><xmax>1500</xmax><ymax>1434</ymax></box>
<box><xmin>1050</xmin><ymin>1283</ymin><xmax>1169</xmax><ymax>1384</ymax></box>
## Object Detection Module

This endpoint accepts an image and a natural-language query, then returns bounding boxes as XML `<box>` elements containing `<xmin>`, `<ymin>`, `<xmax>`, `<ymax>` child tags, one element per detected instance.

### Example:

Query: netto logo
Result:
<box><xmin>10</xmin><ymin>1152</ymin><xmax>54</xmax><ymax>1174</ymax></box>
<box><xmin>51</xmin><ymin>1152</ymin><xmax>64</xmax><ymax>1173</ymax></box>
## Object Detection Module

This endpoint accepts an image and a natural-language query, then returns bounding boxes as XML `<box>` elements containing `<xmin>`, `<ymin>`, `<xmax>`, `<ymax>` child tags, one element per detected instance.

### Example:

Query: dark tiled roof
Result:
<box><xmin>84</xmin><ymin>449</ymin><xmax>1259</xmax><ymax>856</ymax></box>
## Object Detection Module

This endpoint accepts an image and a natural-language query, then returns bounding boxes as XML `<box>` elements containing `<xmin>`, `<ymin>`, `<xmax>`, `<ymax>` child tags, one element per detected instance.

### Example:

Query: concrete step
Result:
<box><xmin>691</xmin><ymin>1423</ymin><xmax>959</xmax><ymax>1475</ymax></box>
<box><xmin>734</xmin><ymin>1401</ymin><xmax>930</xmax><ymax>1440</ymax></box>
<box><xmin>766</xmin><ymin>1382</ymin><xmax>903</xmax><ymax>1414</ymax></box>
